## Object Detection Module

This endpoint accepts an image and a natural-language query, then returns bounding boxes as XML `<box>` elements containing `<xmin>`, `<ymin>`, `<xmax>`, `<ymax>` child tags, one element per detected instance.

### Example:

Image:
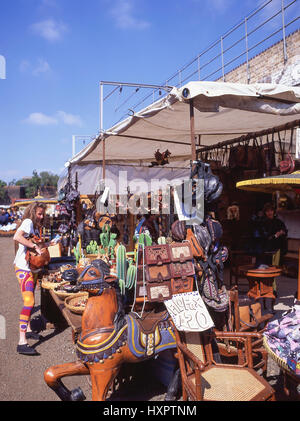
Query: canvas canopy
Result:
<box><xmin>59</xmin><ymin>81</ymin><xmax>300</xmax><ymax>195</ymax></box>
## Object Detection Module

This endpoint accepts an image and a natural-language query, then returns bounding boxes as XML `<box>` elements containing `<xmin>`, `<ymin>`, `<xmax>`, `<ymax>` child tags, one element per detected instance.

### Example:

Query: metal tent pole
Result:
<box><xmin>100</xmin><ymin>82</ymin><xmax>106</xmax><ymax>179</ymax></box>
<box><xmin>190</xmin><ymin>99</ymin><xmax>196</xmax><ymax>162</ymax></box>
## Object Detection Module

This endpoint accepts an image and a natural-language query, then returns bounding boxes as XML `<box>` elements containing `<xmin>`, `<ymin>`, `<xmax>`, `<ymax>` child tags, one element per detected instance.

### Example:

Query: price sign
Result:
<box><xmin>165</xmin><ymin>291</ymin><xmax>214</xmax><ymax>332</ymax></box>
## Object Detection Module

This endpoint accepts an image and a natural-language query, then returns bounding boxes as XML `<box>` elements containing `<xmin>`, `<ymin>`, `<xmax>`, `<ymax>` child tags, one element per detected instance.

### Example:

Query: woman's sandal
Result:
<box><xmin>17</xmin><ymin>344</ymin><xmax>39</xmax><ymax>355</ymax></box>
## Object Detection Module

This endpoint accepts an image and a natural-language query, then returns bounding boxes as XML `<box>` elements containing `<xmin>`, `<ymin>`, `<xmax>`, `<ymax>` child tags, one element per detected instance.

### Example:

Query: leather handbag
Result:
<box><xmin>137</xmin><ymin>243</ymin><xmax>195</xmax><ymax>302</ymax></box>
<box><xmin>171</xmin><ymin>220</ymin><xmax>187</xmax><ymax>241</ymax></box>
<box><xmin>186</xmin><ymin>228</ymin><xmax>205</xmax><ymax>259</ymax></box>
<box><xmin>26</xmin><ymin>236</ymin><xmax>50</xmax><ymax>271</ymax></box>
<box><xmin>278</xmin><ymin>128</ymin><xmax>295</xmax><ymax>174</ymax></box>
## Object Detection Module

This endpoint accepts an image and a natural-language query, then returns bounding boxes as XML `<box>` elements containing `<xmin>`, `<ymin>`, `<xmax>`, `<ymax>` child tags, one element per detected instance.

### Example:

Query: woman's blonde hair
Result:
<box><xmin>22</xmin><ymin>202</ymin><xmax>47</xmax><ymax>229</ymax></box>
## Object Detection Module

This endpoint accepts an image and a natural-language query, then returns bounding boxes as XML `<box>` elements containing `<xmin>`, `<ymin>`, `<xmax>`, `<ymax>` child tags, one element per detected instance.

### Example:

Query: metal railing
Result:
<box><xmin>101</xmin><ymin>0</ymin><xmax>300</xmax><ymax>131</ymax></box>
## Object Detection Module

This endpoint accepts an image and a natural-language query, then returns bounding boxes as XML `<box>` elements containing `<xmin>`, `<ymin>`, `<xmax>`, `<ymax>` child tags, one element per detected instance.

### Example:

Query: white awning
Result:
<box><xmin>60</xmin><ymin>81</ymin><xmax>300</xmax><ymax>194</ymax></box>
<box><xmin>69</xmin><ymin>81</ymin><xmax>300</xmax><ymax>165</ymax></box>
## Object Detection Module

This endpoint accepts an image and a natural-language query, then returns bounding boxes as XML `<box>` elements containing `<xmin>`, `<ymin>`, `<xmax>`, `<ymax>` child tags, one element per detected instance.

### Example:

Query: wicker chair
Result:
<box><xmin>216</xmin><ymin>287</ymin><xmax>273</xmax><ymax>373</ymax></box>
<box><xmin>174</xmin><ymin>328</ymin><xmax>275</xmax><ymax>401</ymax></box>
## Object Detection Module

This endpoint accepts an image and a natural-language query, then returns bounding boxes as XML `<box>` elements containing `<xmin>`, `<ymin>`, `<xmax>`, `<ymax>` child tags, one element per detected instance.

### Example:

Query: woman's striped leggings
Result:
<box><xmin>15</xmin><ymin>267</ymin><xmax>37</xmax><ymax>333</ymax></box>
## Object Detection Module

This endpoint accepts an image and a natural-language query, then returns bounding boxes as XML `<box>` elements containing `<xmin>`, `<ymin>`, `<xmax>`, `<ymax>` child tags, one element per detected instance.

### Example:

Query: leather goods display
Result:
<box><xmin>278</xmin><ymin>128</ymin><xmax>295</xmax><ymax>174</ymax></box>
<box><xmin>25</xmin><ymin>235</ymin><xmax>50</xmax><ymax>271</ymax></box>
<box><xmin>229</xmin><ymin>144</ymin><xmax>248</xmax><ymax>168</ymax></box>
<box><xmin>186</xmin><ymin>228</ymin><xmax>205</xmax><ymax>259</ymax></box>
<box><xmin>171</xmin><ymin>220</ymin><xmax>187</xmax><ymax>241</ymax></box>
<box><xmin>279</xmin><ymin>152</ymin><xmax>295</xmax><ymax>174</ymax></box>
<box><xmin>146</xmin><ymin>282</ymin><xmax>173</xmax><ymax>302</ymax></box>
<box><xmin>190</xmin><ymin>161</ymin><xmax>223</xmax><ymax>204</ymax></box>
<box><xmin>136</xmin><ymin>242</ymin><xmax>195</xmax><ymax>302</ymax></box>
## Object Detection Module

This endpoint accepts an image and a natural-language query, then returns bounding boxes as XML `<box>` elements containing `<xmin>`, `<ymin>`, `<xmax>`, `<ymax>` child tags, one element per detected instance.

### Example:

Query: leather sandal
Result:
<box><xmin>17</xmin><ymin>344</ymin><xmax>39</xmax><ymax>356</ymax></box>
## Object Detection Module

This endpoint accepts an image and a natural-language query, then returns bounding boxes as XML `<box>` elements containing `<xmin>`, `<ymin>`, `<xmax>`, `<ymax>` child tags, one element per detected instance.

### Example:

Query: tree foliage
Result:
<box><xmin>15</xmin><ymin>170</ymin><xmax>59</xmax><ymax>198</ymax></box>
<box><xmin>0</xmin><ymin>179</ymin><xmax>7</xmax><ymax>201</ymax></box>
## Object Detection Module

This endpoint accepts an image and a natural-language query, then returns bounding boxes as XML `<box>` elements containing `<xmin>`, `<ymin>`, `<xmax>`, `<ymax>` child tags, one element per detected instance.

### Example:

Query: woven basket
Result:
<box><xmin>263</xmin><ymin>336</ymin><xmax>292</xmax><ymax>373</ymax></box>
<box><xmin>53</xmin><ymin>285</ymin><xmax>82</xmax><ymax>299</ymax></box>
<box><xmin>41</xmin><ymin>279</ymin><xmax>67</xmax><ymax>290</ymax></box>
<box><xmin>85</xmin><ymin>254</ymin><xmax>99</xmax><ymax>260</ymax></box>
<box><xmin>65</xmin><ymin>292</ymin><xmax>89</xmax><ymax>314</ymax></box>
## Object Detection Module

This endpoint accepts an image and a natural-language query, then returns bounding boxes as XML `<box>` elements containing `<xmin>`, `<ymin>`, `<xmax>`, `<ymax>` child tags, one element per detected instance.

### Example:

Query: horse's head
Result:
<box><xmin>61</xmin><ymin>259</ymin><xmax>115</xmax><ymax>295</ymax></box>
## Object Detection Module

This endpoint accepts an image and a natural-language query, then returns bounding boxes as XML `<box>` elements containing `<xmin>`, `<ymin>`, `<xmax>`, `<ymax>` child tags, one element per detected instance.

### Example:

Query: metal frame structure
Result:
<box><xmin>72</xmin><ymin>135</ymin><xmax>94</xmax><ymax>157</ymax></box>
<box><xmin>99</xmin><ymin>0</ymin><xmax>299</xmax><ymax>133</ymax></box>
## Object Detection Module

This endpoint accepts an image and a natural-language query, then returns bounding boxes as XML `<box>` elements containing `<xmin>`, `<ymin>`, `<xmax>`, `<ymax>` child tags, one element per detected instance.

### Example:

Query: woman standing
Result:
<box><xmin>261</xmin><ymin>202</ymin><xmax>288</xmax><ymax>266</ymax></box>
<box><xmin>13</xmin><ymin>202</ymin><xmax>47</xmax><ymax>355</ymax></box>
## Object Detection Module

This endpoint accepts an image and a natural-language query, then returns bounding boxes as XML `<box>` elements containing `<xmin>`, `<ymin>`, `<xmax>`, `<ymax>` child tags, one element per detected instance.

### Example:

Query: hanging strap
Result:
<box><xmin>289</xmin><ymin>127</ymin><xmax>294</xmax><ymax>154</ymax></box>
<box><xmin>278</xmin><ymin>130</ymin><xmax>284</xmax><ymax>160</ymax></box>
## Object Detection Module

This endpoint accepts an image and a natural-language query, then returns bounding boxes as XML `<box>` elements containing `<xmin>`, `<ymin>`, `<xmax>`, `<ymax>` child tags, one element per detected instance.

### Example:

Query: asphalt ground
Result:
<box><xmin>0</xmin><ymin>235</ymin><xmax>298</xmax><ymax>405</ymax></box>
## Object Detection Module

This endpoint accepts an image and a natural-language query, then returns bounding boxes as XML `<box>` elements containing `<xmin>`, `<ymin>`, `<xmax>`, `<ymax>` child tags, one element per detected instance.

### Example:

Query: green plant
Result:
<box><xmin>73</xmin><ymin>242</ymin><xmax>81</xmax><ymax>264</ymax></box>
<box><xmin>99</xmin><ymin>224</ymin><xmax>118</xmax><ymax>258</ymax></box>
<box><xmin>100</xmin><ymin>224</ymin><xmax>110</xmax><ymax>249</ymax></box>
<box><xmin>125</xmin><ymin>261</ymin><xmax>137</xmax><ymax>290</ymax></box>
<box><xmin>119</xmin><ymin>278</ymin><xmax>126</xmax><ymax>296</ymax></box>
<box><xmin>137</xmin><ymin>233</ymin><xmax>152</xmax><ymax>247</ymax></box>
<box><xmin>116</xmin><ymin>244</ymin><xmax>126</xmax><ymax>283</ymax></box>
<box><xmin>86</xmin><ymin>240</ymin><xmax>98</xmax><ymax>255</ymax></box>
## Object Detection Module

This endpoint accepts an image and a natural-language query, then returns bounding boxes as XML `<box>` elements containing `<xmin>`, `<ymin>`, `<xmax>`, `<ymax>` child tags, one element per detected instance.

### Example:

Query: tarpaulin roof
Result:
<box><xmin>59</xmin><ymin>81</ymin><xmax>300</xmax><ymax>195</ymax></box>
<box><xmin>68</xmin><ymin>81</ymin><xmax>300</xmax><ymax>166</ymax></box>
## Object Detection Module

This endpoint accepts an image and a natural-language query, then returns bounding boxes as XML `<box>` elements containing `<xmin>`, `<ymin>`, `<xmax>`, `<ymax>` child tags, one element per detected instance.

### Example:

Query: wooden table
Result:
<box><xmin>240</xmin><ymin>266</ymin><xmax>282</xmax><ymax>312</ymax></box>
<box><xmin>40</xmin><ymin>287</ymin><xmax>82</xmax><ymax>341</ymax></box>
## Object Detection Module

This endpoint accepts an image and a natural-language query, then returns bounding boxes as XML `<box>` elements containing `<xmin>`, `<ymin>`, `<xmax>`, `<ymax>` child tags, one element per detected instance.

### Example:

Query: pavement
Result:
<box><xmin>0</xmin><ymin>235</ymin><xmax>299</xmax><ymax>402</ymax></box>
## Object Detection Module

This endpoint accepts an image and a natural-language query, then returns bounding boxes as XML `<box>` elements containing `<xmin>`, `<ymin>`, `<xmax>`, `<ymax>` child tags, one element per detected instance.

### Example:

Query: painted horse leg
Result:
<box><xmin>44</xmin><ymin>360</ymin><xmax>89</xmax><ymax>401</ymax></box>
<box><xmin>88</xmin><ymin>363</ymin><xmax>121</xmax><ymax>401</ymax></box>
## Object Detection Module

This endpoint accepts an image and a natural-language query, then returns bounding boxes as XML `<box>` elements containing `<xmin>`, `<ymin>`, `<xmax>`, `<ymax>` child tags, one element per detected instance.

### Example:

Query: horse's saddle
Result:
<box><xmin>129</xmin><ymin>309</ymin><xmax>169</xmax><ymax>335</ymax></box>
<box><xmin>126</xmin><ymin>310</ymin><xmax>176</xmax><ymax>358</ymax></box>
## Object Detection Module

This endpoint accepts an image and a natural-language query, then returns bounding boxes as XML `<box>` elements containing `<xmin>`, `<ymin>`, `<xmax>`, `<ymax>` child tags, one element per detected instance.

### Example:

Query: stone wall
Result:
<box><xmin>217</xmin><ymin>29</ymin><xmax>300</xmax><ymax>86</ymax></box>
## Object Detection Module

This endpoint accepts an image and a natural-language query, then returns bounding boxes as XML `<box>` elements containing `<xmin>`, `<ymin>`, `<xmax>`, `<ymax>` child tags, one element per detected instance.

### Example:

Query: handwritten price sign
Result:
<box><xmin>165</xmin><ymin>291</ymin><xmax>214</xmax><ymax>332</ymax></box>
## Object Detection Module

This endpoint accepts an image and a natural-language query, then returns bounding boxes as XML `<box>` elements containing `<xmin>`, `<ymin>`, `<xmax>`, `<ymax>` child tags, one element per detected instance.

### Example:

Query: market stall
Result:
<box><xmin>58</xmin><ymin>81</ymin><xmax>300</xmax><ymax>250</ymax></box>
<box><xmin>41</xmin><ymin>81</ymin><xmax>300</xmax><ymax>401</ymax></box>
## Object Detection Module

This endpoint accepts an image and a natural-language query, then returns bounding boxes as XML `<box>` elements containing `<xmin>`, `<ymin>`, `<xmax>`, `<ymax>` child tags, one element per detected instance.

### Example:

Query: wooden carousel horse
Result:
<box><xmin>44</xmin><ymin>260</ymin><xmax>177</xmax><ymax>401</ymax></box>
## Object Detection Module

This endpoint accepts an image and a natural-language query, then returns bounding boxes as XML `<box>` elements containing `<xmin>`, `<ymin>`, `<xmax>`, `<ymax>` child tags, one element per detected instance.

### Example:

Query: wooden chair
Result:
<box><xmin>216</xmin><ymin>287</ymin><xmax>273</xmax><ymax>373</ymax></box>
<box><xmin>173</xmin><ymin>327</ymin><xmax>275</xmax><ymax>401</ymax></box>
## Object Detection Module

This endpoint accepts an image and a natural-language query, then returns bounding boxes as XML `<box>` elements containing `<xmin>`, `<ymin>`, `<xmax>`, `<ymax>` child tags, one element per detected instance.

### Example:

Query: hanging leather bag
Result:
<box><xmin>280</xmin><ymin>128</ymin><xmax>295</xmax><ymax>174</ymax></box>
<box><xmin>25</xmin><ymin>235</ymin><xmax>50</xmax><ymax>271</ymax></box>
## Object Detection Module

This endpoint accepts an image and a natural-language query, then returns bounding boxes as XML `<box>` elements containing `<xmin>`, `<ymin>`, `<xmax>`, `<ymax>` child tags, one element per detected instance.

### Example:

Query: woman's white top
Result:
<box><xmin>14</xmin><ymin>219</ymin><xmax>38</xmax><ymax>271</ymax></box>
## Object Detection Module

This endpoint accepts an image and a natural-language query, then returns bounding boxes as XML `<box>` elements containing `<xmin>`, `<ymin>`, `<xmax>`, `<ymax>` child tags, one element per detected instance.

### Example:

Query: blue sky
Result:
<box><xmin>0</xmin><ymin>0</ymin><xmax>297</xmax><ymax>183</ymax></box>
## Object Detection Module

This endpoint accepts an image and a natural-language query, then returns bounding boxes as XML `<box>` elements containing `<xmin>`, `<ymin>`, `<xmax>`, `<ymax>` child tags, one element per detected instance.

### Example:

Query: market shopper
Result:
<box><xmin>261</xmin><ymin>202</ymin><xmax>288</xmax><ymax>266</ymax></box>
<box><xmin>0</xmin><ymin>208</ymin><xmax>9</xmax><ymax>225</ymax></box>
<box><xmin>13</xmin><ymin>202</ymin><xmax>47</xmax><ymax>356</ymax></box>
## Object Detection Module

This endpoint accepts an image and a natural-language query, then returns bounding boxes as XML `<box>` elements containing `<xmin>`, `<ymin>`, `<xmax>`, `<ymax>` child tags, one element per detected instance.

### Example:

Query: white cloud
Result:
<box><xmin>33</xmin><ymin>59</ymin><xmax>51</xmax><ymax>76</ymax></box>
<box><xmin>24</xmin><ymin>111</ymin><xmax>83</xmax><ymax>127</ymax></box>
<box><xmin>20</xmin><ymin>58</ymin><xmax>51</xmax><ymax>76</ymax></box>
<box><xmin>30</xmin><ymin>19</ymin><xmax>67</xmax><ymax>42</ymax></box>
<box><xmin>56</xmin><ymin>111</ymin><xmax>83</xmax><ymax>127</ymax></box>
<box><xmin>109</xmin><ymin>0</ymin><xmax>150</xmax><ymax>30</ymax></box>
<box><xmin>24</xmin><ymin>112</ymin><xmax>58</xmax><ymax>126</ymax></box>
